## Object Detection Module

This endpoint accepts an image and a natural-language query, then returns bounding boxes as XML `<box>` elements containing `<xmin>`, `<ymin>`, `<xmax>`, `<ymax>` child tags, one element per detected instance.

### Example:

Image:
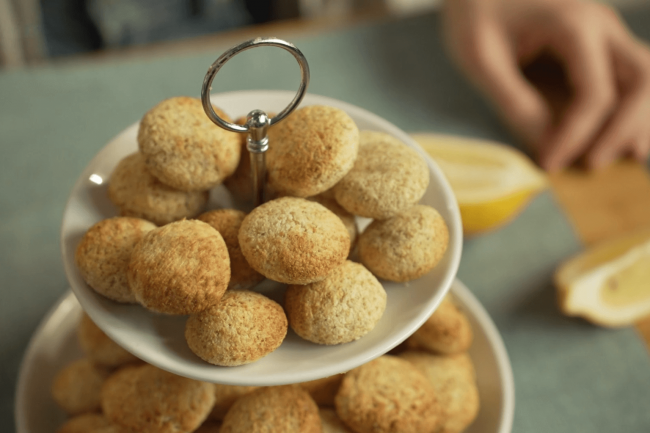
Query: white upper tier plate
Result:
<box><xmin>59</xmin><ymin>90</ymin><xmax>463</xmax><ymax>385</ymax></box>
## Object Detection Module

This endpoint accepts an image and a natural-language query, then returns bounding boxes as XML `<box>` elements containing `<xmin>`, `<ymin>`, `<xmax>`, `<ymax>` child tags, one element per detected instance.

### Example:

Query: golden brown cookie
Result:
<box><xmin>101</xmin><ymin>364</ymin><xmax>215</xmax><ymax>433</ymax></box>
<box><xmin>75</xmin><ymin>217</ymin><xmax>155</xmax><ymax>303</ymax></box>
<box><xmin>56</xmin><ymin>413</ymin><xmax>114</xmax><ymax>433</ymax></box>
<box><xmin>400</xmin><ymin>352</ymin><xmax>479</xmax><ymax>433</ymax></box>
<box><xmin>108</xmin><ymin>152</ymin><xmax>208</xmax><ymax>226</ymax></box>
<box><xmin>308</xmin><ymin>192</ymin><xmax>358</xmax><ymax>252</ymax></box>
<box><xmin>405</xmin><ymin>295</ymin><xmax>473</xmax><ymax>355</ymax></box>
<box><xmin>320</xmin><ymin>408</ymin><xmax>354</xmax><ymax>433</ymax></box>
<box><xmin>238</xmin><ymin>197</ymin><xmax>350</xmax><ymax>284</ymax></box>
<box><xmin>333</xmin><ymin>131</ymin><xmax>429</xmax><ymax>220</ymax></box>
<box><xmin>51</xmin><ymin>358</ymin><xmax>110</xmax><ymax>415</ymax></box>
<box><xmin>335</xmin><ymin>355</ymin><xmax>441</xmax><ymax>433</ymax></box>
<box><xmin>220</xmin><ymin>385</ymin><xmax>321</xmax><ymax>433</ymax></box>
<box><xmin>197</xmin><ymin>209</ymin><xmax>264</xmax><ymax>290</ymax></box>
<box><xmin>137</xmin><ymin>96</ymin><xmax>241</xmax><ymax>191</ymax></box>
<box><xmin>299</xmin><ymin>374</ymin><xmax>344</xmax><ymax>407</ymax></box>
<box><xmin>77</xmin><ymin>313</ymin><xmax>139</xmax><ymax>369</ymax></box>
<box><xmin>266</xmin><ymin>105</ymin><xmax>359</xmax><ymax>198</ymax></box>
<box><xmin>128</xmin><ymin>219</ymin><xmax>230</xmax><ymax>315</ymax></box>
<box><xmin>223</xmin><ymin>116</ymin><xmax>253</xmax><ymax>203</ymax></box>
<box><xmin>359</xmin><ymin>205</ymin><xmax>449</xmax><ymax>282</ymax></box>
<box><xmin>185</xmin><ymin>291</ymin><xmax>287</xmax><ymax>366</ymax></box>
<box><xmin>285</xmin><ymin>261</ymin><xmax>386</xmax><ymax>345</ymax></box>
<box><xmin>208</xmin><ymin>384</ymin><xmax>260</xmax><ymax>420</ymax></box>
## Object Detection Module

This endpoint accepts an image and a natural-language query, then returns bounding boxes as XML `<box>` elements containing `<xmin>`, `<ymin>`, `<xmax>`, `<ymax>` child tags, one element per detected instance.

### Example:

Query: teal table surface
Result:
<box><xmin>2</xmin><ymin>7</ymin><xmax>650</xmax><ymax>432</ymax></box>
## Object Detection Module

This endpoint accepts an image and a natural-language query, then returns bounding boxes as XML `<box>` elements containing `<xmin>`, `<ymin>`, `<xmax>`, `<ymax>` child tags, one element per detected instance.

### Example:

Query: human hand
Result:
<box><xmin>442</xmin><ymin>0</ymin><xmax>650</xmax><ymax>171</ymax></box>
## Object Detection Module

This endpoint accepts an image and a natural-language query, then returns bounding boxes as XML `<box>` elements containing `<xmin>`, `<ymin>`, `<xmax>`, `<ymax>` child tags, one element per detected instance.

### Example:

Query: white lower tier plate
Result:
<box><xmin>15</xmin><ymin>279</ymin><xmax>514</xmax><ymax>433</ymax></box>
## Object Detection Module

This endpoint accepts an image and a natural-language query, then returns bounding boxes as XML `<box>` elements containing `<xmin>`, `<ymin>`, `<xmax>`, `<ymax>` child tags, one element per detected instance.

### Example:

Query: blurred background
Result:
<box><xmin>1</xmin><ymin>0</ymin><xmax>642</xmax><ymax>69</ymax></box>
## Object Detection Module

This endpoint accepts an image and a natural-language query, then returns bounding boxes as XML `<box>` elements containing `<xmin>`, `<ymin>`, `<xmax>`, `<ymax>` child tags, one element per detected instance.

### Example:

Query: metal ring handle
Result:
<box><xmin>200</xmin><ymin>37</ymin><xmax>310</xmax><ymax>133</ymax></box>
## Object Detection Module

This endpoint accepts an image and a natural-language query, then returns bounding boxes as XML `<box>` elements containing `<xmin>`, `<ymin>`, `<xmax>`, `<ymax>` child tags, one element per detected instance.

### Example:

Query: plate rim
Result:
<box><xmin>452</xmin><ymin>279</ymin><xmax>516</xmax><ymax>433</ymax></box>
<box><xmin>14</xmin><ymin>279</ymin><xmax>514</xmax><ymax>433</ymax></box>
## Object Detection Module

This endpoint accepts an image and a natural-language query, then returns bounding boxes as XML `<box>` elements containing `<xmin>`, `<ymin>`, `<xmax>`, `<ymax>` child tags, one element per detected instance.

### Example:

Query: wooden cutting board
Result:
<box><xmin>549</xmin><ymin>161</ymin><xmax>650</xmax><ymax>347</ymax></box>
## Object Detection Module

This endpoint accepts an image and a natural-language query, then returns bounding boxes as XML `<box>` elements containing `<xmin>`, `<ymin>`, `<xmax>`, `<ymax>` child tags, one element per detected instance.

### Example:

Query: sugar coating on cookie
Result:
<box><xmin>197</xmin><ymin>209</ymin><xmax>264</xmax><ymax>290</ymax></box>
<box><xmin>333</xmin><ymin>131</ymin><xmax>429</xmax><ymax>220</ymax></box>
<box><xmin>75</xmin><ymin>216</ymin><xmax>155</xmax><ymax>304</ymax></box>
<box><xmin>138</xmin><ymin>96</ymin><xmax>241</xmax><ymax>191</ymax></box>
<box><xmin>400</xmin><ymin>352</ymin><xmax>479</xmax><ymax>433</ymax></box>
<box><xmin>55</xmin><ymin>413</ymin><xmax>114</xmax><ymax>433</ymax></box>
<box><xmin>238</xmin><ymin>197</ymin><xmax>350</xmax><ymax>284</ymax></box>
<box><xmin>319</xmin><ymin>408</ymin><xmax>354</xmax><ymax>433</ymax></box>
<box><xmin>108</xmin><ymin>152</ymin><xmax>209</xmax><ymax>226</ymax></box>
<box><xmin>128</xmin><ymin>219</ymin><xmax>230</xmax><ymax>315</ymax></box>
<box><xmin>335</xmin><ymin>355</ymin><xmax>441</xmax><ymax>433</ymax></box>
<box><xmin>101</xmin><ymin>364</ymin><xmax>215</xmax><ymax>433</ymax></box>
<box><xmin>299</xmin><ymin>374</ymin><xmax>344</xmax><ymax>407</ymax></box>
<box><xmin>51</xmin><ymin>358</ymin><xmax>110</xmax><ymax>415</ymax></box>
<box><xmin>359</xmin><ymin>205</ymin><xmax>449</xmax><ymax>282</ymax></box>
<box><xmin>406</xmin><ymin>295</ymin><xmax>473</xmax><ymax>355</ymax></box>
<box><xmin>185</xmin><ymin>291</ymin><xmax>287</xmax><ymax>366</ymax></box>
<box><xmin>286</xmin><ymin>261</ymin><xmax>386</xmax><ymax>345</ymax></box>
<box><xmin>208</xmin><ymin>384</ymin><xmax>260</xmax><ymax>421</ymax></box>
<box><xmin>220</xmin><ymin>385</ymin><xmax>321</xmax><ymax>433</ymax></box>
<box><xmin>308</xmin><ymin>192</ymin><xmax>358</xmax><ymax>251</ymax></box>
<box><xmin>267</xmin><ymin>105</ymin><xmax>359</xmax><ymax>198</ymax></box>
<box><xmin>77</xmin><ymin>313</ymin><xmax>139</xmax><ymax>369</ymax></box>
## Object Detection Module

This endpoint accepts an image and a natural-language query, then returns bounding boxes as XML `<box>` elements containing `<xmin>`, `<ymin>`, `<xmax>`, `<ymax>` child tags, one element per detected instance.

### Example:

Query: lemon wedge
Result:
<box><xmin>412</xmin><ymin>134</ymin><xmax>547</xmax><ymax>236</ymax></box>
<box><xmin>555</xmin><ymin>228</ymin><xmax>650</xmax><ymax>327</ymax></box>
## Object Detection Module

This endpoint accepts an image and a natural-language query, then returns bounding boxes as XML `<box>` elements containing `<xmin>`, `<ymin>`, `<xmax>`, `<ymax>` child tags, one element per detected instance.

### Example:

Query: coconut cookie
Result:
<box><xmin>197</xmin><ymin>209</ymin><xmax>264</xmax><ymax>290</ymax></box>
<box><xmin>208</xmin><ymin>384</ymin><xmax>260</xmax><ymax>420</ymax></box>
<box><xmin>335</xmin><ymin>355</ymin><xmax>441</xmax><ymax>433</ymax></box>
<box><xmin>108</xmin><ymin>152</ymin><xmax>208</xmax><ymax>226</ymax></box>
<box><xmin>239</xmin><ymin>197</ymin><xmax>350</xmax><ymax>284</ymax></box>
<box><xmin>320</xmin><ymin>408</ymin><xmax>354</xmax><ymax>433</ymax></box>
<box><xmin>185</xmin><ymin>291</ymin><xmax>287</xmax><ymax>366</ymax></box>
<box><xmin>405</xmin><ymin>295</ymin><xmax>473</xmax><ymax>355</ymax></box>
<box><xmin>56</xmin><ymin>413</ymin><xmax>116</xmax><ymax>433</ymax></box>
<box><xmin>266</xmin><ymin>105</ymin><xmax>359</xmax><ymax>198</ymax></box>
<box><xmin>101</xmin><ymin>364</ymin><xmax>215</xmax><ymax>433</ymax></box>
<box><xmin>128</xmin><ymin>219</ymin><xmax>230</xmax><ymax>315</ymax></box>
<box><xmin>359</xmin><ymin>205</ymin><xmax>449</xmax><ymax>282</ymax></box>
<box><xmin>137</xmin><ymin>96</ymin><xmax>240</xmax><ymax>191</ymax></box>
<box><xmin>400</xmin><ymin>352</ymin><xmax>479</xmax><ymax>433</ymax></box>
<box><xmin>286</xmin><ymin>261</ymin><xmax>386</xmax><ymax>345</ymax></box>
<box><xmin>220</xmin><ymin>385</ymin><xmax>321</xmax><ymax>433</ymax></box>
<box><xmin>223</xmin><ymin>139</ymin><xmax>253</xmax><ymax>203</ymax></box>
<box><xmin>309</xmin><ymin>192</ymin><xmax>358</xmax><ymax>252</ymax></box>
<box><xmin>333</xmin><ymin>131</ymin><xmax>429</xmax><ymax>220</ymax></box>
<box><xmin>300</xmin><ymin>374</ymin><xmax>345</xmax><ymax>407</ymax></box>
<box><xmin>77</xmin><ymin>313</ymin><xmax>139</xmax><ymax>369</ymax></box>
<box><xmin>75</xmin><ymin>216</ymin><xmax>155</xmax><ymax>304</ymax></box>
<box><xmin>51</xmin><ymin>358</ymin><xmax>110</xmax><ymax>415</ymax></box>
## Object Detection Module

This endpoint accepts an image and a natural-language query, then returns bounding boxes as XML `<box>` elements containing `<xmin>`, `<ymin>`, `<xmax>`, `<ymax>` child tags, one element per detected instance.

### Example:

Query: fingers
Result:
<box><xmin>455</xmin><ymin>22</ymin><xmax>550</xmax><ymax>146</ymax></box>
<box><xmin>538</xmin><ymin>12</ymin><xmax>616</xmax><ymax>171</ymax></box>
<box><xmin>586</xmin><ymin>96</ymin><xmax>650</xmax><ymax>168</ymax></box>
<box><xmin>633</xmin><ymin>140</ymin><xmax>650</xmax><ymax>163</ymax></box>
<box><xmin>587</xmin><ymin>33</ymin><xmax>650</xmax><ymax>168</ymax></box>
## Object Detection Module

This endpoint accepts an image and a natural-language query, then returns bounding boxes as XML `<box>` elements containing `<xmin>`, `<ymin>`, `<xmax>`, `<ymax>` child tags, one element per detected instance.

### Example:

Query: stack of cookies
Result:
<box><xmin>74</xmin><ymin>95</ymin><xmax>451</xmax><ymax>367</ymax></box>
<box><xmin>53</xmin><ymin>295</ymin><xmax>478</xmax><ymax>433</ymax></box>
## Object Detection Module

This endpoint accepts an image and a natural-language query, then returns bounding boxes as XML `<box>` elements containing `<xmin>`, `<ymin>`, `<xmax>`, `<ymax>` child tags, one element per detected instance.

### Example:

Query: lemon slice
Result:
<box><xmin>412</xmin><ymin>134</ymin><xmax>547</xmax><ymax>236</ymax></box>
<box><xmin>555</xmin><ymin>228</ymin><xmax>650</xmax><ymax>327</ymax></box>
